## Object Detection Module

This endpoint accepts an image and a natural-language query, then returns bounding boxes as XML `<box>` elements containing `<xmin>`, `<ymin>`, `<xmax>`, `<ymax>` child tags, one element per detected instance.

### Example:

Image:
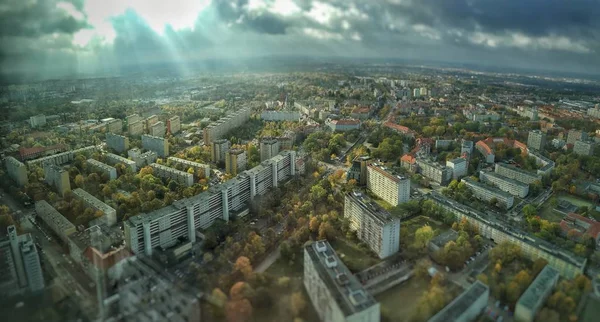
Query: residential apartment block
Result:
<box><xmin>126</xmin><ymin>114</ymin><xmax>141</xmax><ymax>125</ymax></box>
<box><xmin>475</xmin><ymin>141</ymin><xmax>495</xmax><ymax>163</ymax></box>
<box><xmin>149</xmin><ymin>121</ymin><xmax>165</xmax><ymax>137</ymax></box>
<box><xmin>167</xmin><ymin>116</ymin><xmax>181</xmax><ymax>134</ymax></box>
<box><xmin>72</xmin><ymin>188</ymin><xmax>117</xmax><ymax>226</ymax></box>
<box><xmin>5</xmin><ymin>156</ymin><xmax>28</xmax><ymax>186</ymax></box>
<box><xmin>566</xmin><ymin>129</ymin><xmax>588</xmax><ymax>145</ymax></box>
<box><xmin>446</xmin><ymin>157</ymin><xmax>467</xmax><ymax>180</ymax></box>
<box><xmin>574</xmin><ymin>140</ymin><xmax>595</xmax><ymax>156</ymax></box>
<box><xmin>105</xmin><ymin>153</ymin><xmax>137</xmax><ymax>173</ymax></box>
<box><xmin>106</xmin><ymin>132</ymin><xmax>129</xmax><ymax>153</ymax></box>
<box><xmin>366</xmin><ymin>163</ymin><xmax>410</xmax><ymax>206</ymax></box>
<box><xmin>211</xmin><ymin>139</ymin><xmax>231</xmax><ymax>163</ymax></box>
<box><xmin>106</xmin><ymin>119</ymin><xmax>123</xmax><ymax>134</ymax></box>
<box><xmin>514</xmin><ymin>266</ymin><xmax>559</xmax><ymax>322</ymax></box>
<box><xmin>128</xmin><ymin>148</ymin><xmax>158</xmax><ymax>168</ymax></box>
<box><xmin>480</xmin><ymin>170</ymin><xmax>529</xmax><ymax>198</ymax></box>
<box><xmin>225</xmin><ymin>149</ymin><xmax>247</xmax><ymax>175</ymax></box>
<box><xmin>141</xmin><ymin>135</ymin><xmax>169</xmax><ymax>157</ymax></box>
<box><xmin>26</xmin><ymin>146</ymin><xmax>98</xmax><ymax>168</ymax></box>
<box><xmin>527</xmin><ymin>130</ymin><xmax>546</xmax><ymax>151</ymax></box>
<box><xmin>260</xmin><ymin>111</ymin><xmax>301</xmax><ymax>121</ymax></box>
<box><xmin>128</xmin><ymin>120</ymin><xmax>144</xmax><ymax>136</ymax></box>
<box><xmin>87</xmin><ymin>159</ymin><xmax>118</xmax><ymax>180</ymax></box>
<box><xmin>167</xmin><ymin>157</ymin><xmax>211</xmax><ymax>178</ymax></box>
<box><xmin>327</xmin><ymin>119</ymin><xmax>361</xmax><ymax>132</ymax></box>
<box><xmin>416</xmin><ymin>157</ymin><xmax>452</xmax><ymax>185</ymax></box>
<box><xmin>344</xmin><ymin>192</ymin><xmax>400</xmax><ymax>259</ymax></box>
<box><xmin>260</xmin><ymin>137</ymin><xmax>280</xmax><ymax>162</ymax></box>
<box><xmin>19</xmin><ymin>143</ymin><xmax>68</xmax><ymax>161</ymax></box>
<box><xmin>145</xmin><ymin>115</ymin><xmax>159</xmax><ymax>132</ymax></box>
<box><xmin>462</xmin><ymin>177</ymin><xmax>514</xmax><ymax>209</ymax></box>
<box><xmin>0</xmin><ymin>226</ymin><xmax>45</xmax><ymax>296</ymax></box>
<box><xmin>304</xmin><ymin>240</ymin><xmax>380</xmax><ymax>322</ymax></box>
<box><xmin>44</xmin><ymin>164</ymin><xmax>71</xmax><ymax>196</ymax></box>
<box><xmin>35</xmin><ymin>200</ymin><xmax>76</xmax><ymax>243</ymax></box>
<box><xmin>428</xmin><ymin>192</ymin><xmax>586</xmax><ymax>279</ymax></box>
<box><xmin>150</xmin><ymin>163</ymin><xmax>194</xmax><ymax>187</ymax></box>
<box><xmin>29</xmin><ymin>114</ymin><xmax>46</xmax><ymax>128</ymax></box>
<box><xmin>203</xmin><ymin>108</ymin><xmax>251</xmax><ymax>144</ymax></box>
<box><xmin>495</xmin><ymin>163</ymin><xmax>541</xmax><ymax>185</ymax></box>
<box><xmin>124</xmin><ymin>151</ymin><xmax>297</xmax><ymax>256</ymax></box>
<box><xmin>428</xmin><ymin>281</ymin><xmax>489</xmax><ymax>322</ymax></box>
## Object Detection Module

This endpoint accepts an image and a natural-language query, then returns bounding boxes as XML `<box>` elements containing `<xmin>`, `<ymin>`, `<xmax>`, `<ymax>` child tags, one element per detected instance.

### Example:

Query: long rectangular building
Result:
<box><xmin>366</xmin><ymin>163</ymin><xmax>410</xmax><ymax>206</ymax></box>
<box><xmin>72</xmin><ymin>188</ymin><xmax>117</xmax><ymax>226</ymax></box>
<box><xmin>480</xmin><ymin>170</ymin><xmax>529</xmax><ymax>198</ymax></box>
<box><xmin>26</xmin><ymin>146</ymin><xmax>98</xmax><ymax>168</ymax></box>
<box><xmin>167</xmin><ymin>157</ymin><xmax>211</xmax><ymax>178</ymax></box>
<box><xmin>5</xmin><ymin>156</ymin><xmax>28</xmax><ymax>186</ymax></box>
<box><xmin>428</xmin><ymin>281</ymin><xmax>489</xmax><ymax>322</ymax></box>
<box><xmin>462</xmin><ymin>177</ymin><xmax>514</xmax><ymax>209</ymax></box>
<box><xmin>44</xmin><ymin>164</ymin><xmax>71</xmax><ymax>196</ymax></box>
<box><xmin>203</xmin><ymin>107</ymin><xmax>251</xmax><ymax>144</ymax></box>
<box><xmin>494</xmin><ymin>163</ymin><xmax>541</xmax><ymax>185</ymax></box>
<box><xmin>141</xmin><ymin>135</ymin><xmax>169</xmax><ymax>157</ymax></box>
<box><xmin>514</xmin><ymin>265</ymin><xmax>559</xmax><ymax>322</ymax></box>
<box><xmin>344</xmin><ymin>192</ymin><xmax>400</xmax><ymax>259</ymax></box>
<box><xmin>416</xmin><ymin>157</ymin><xmax>452</xmax><ymax>185</ymax></box>
<box><xmin>427</xmin><ymin>192</ymin><xmax>586</xmax><ymax>279</ymax></box>
<box><xmin>105</xmin><ymin>153</ymin><xmax>137</xmax><ymax>173</ymax></box>
<box><xmin>150</xmin><ymin>163</ymin><xmax>194</xmax><ymax>187</ymax></box>
<box><xmin>87</xmin><ymin>159</ymin><xmax>117</xmax><ymax>180</ymax></box>
<box><xmin>34</xmin><ymin>200</ymin><xmax>76</xmax><ymax>243</ymax></box>
<box><xmin>304</xmin><ymin>240</ymin><xmax>380</xmax><ymax>322</ymax></box>
<box><xmin>124</xmin><ymin>151</ymin><xmax>296</xmax><ymax>256</ymax></box>
<box><xmin>106</xmin><ymin>132</ymin><xmax>129</xmax><ymax>153</ymax></box>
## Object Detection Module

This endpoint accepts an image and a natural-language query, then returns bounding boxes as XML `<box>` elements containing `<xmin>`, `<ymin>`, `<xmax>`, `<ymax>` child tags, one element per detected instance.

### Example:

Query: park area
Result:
<box><xmin>539</xmin><ymin>193</ymin><xmax>594</xmax><ymax>223</ymax></box>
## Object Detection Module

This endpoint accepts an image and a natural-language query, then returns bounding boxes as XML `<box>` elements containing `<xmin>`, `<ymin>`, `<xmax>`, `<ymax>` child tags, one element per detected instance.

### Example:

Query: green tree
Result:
<box><xmin>414</xmin><ymin>225</ymin><xmax>434</xmax><ymax>249</ymax></box>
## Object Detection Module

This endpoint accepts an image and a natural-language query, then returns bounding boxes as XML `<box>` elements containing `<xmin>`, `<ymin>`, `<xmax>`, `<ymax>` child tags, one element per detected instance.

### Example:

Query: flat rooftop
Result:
<box><xmin>517</xmin><ymin>265</ymin><xmax>559</xmax><ymax>310</ymax></box>
<box><xmin>346</xmin><ymin>191</ymin><xmax>396</xmax><ymax>224</ymax></box>
<box><xmin>480</xmin><ymin>170</ymin><xmax>529</xmax><ymax>188</ymax></box>
<box><xmin>496</xmin><ymin>163</ymin><xmax>541</xmax><ymax>178</ymax></box>
<box><xmin>462</xmin><ymin>177</ymin><xmax>515</xmax><ymax>199</ymax></box>
<box><xmin>368</xmin><ymin>163</ymin><xmax>407</xmax><ymax>183</ymax></box>
<box><xmin>428</xmin><ymin>281</ymin><xmax>489</xmax><ymax>322</ymax></box>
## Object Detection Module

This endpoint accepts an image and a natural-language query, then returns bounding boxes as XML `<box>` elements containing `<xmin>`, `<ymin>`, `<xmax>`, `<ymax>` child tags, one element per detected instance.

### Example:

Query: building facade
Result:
<box><xmin>5</xmin><ymin>156</ymin><xmax>28</xmax><ymax>186</ymax></box>
<box><xmin>35</xmin><ymin>200</ymin><xmax>76</xmax><ymax>243</ymax></box>
<box><xmin>566</xmin><ymin>129</ymin><xmax>588</xmax><ymax>145</ymax></box>
<box><xmin>167</xmin><ymin>116</ymin><xmax>181</xmax><ymax>134</ymax></box>
<box><xmin>128</xmin><ymin>148</ymin><xmax>157</xmax><ymax>168</ymax></box>
<box><xmin>167</xmin><ymin>157</ymin><xmax>211</xmax><ymax>178</ymax></box>
<box><xmin>0</xmin><ymin>226</ymin><xmax>45</xmax><ymax>296</ymax></box>
<box><xmin>527</xmin><ymin>130</ymin><xmax>546</xmax><ymax>151</ymax></box>
<box><xmin>211</xmin><ymin>139</ymin><xmax>231</xmax><ymax>163</ymax></box>
<box><xmin>26</xmin><ymin>146</ymin><xmax>97</xmax><ymax>167</ymax></box>
<box><xmin>225</xmin><ymin>149</ymin><xmax>247</xmax><ymax>175</ymax></box>
<box><xmin>150</xmin><ymin>163</ymin><xmax>194</xmax><ymax>187</ymax></box>
<box><xmin>344</xmin><ymin>192</ymin><xmax>400</xmax><ymax>259</ymax></box>
<box><xmin>149</xmin><ymin>121</ymin><xmax>165</xmax><ymax>137</ymax></box>
<box><xmin>106</xmin><ymin>119</ymin><xmax>123</xmax><ymax>134</ymax></box>
<box><xmin>260</xmin><ymin>138</ymin><xmax>280</xmax><ymax>162</ymax></box>
<box><xmin>416</xmin><ymin>157</ymin><xmax>452</xmax><ymax>185</ymax></box>
<box><xmin>203</xmin><ymin>108</ymin><xmax>251</xmax><ymax>144</ymax></box>
<box><xmin>304</xmin><ymin>240</ymin><xmax>380</xmax><ymax>322</ymax></box>
<box><xmin>514</xmin><ymin>266</ymin><xmax>559</xmax><ymax>322</ymax></box>
<box><xmin>106</xmin><ymin>132</ymin><xmax>129</xmax><ymax>153</ymax></box>
<box><xmin>462</xmin><ymin>177</ymin><xmax>514</xmax><ymax>209</ymax></box>
<box><xmin>141</xmin><ymin>135</ymin><xmax>169</xmax><ymax>158</ymax></box>
<box><xmin>73</xmin><ymin>188</ymin><xmax>117</xmax><ymax>226</ymax></box>
<box><xmin>480</xmin><ymin>170</ymin><xmax>529</xmax><ymax>198</ymax></box>
<box><xmin>260</xmin><ymin>111</ymin><xmax>301</xmax><ymax>121</ymax></box>
<box><xmin>128</xmin><ymin>121</ymin><xmax>144</xmax><ymax>136</ymax></box>
<box><xmin>29</xmin><ymin>114</ymin><xmax>47</xmax><ymax>128</ymax></box>
<box><xmin>574</xmin><ymin>140</ymin><xmax>595</xmax><ymax>156</ymax></box>
<box><xmin>327</xmin><ymin>119</ymin><xmax>361</xmax><ymax>132</ymax></box>
<box><xmin>44</xmin><ymin>164</ymin><xmax>71</xmax><ymax>196</ymax></box>
<box><xmin>495</xmin><ymin>163</ymin><xmax>541</xmax><ymax>185</ymax></box>
<box><xmin>446</xmin><ymin>157</ymin><xmax>467</xmax><ymax>180</ymax></box>
<box><xmin>366</xmin><ymin>163</ymin><xmax>410</xmax><ymax>206</ymax></box>
<box><xmin>126</xmin><ymin>114</ymin><xmax>141</xmax><ymax>125</ymax></box>
<box><xmin>87</xmin><ymin>159</ymin><xmax>118</xmax><ymax>180</ymax></box>
<box><xmin>428</xmin><ymin>281</ymin><xmax>489</xmax><ymax>322</ymax></box>
<box><xmin>105</xmin><ymin>153</ymin><xmax>137</xmax><ymax>173</ymax></box>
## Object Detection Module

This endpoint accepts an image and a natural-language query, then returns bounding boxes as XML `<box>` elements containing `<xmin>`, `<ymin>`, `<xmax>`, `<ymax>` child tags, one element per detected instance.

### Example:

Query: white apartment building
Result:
<box><xmin>344</xmin><ymin>192</ymin><xmax>400</xmax><ymax>259</ymax></box>
<box><xmin>105</xmin><ymin>153</ymin><xmax>137</xmax><ymax>173</ymax></box>
<box><xmin>428</xmin><ymin>281</ymin><xmax>489</xmax><ymax>322</ymax></box>
<box><xmin>462</xmin><ymin>177</ymin><xmax>514</xmax><ymax>209</ymax></box>
<box><xmin>416</xmin><ymin>157</ymin><xmax>452</xmax><ymax>185</ymax></box>
<box><xmin>167</xmin><ymin>157</ymin><xmax>211</xmax><ymax>178</ymax></box>
<box><xmin>34</xmin><ymin>200</ymin><xmax>76</xmax><ymax>243</ymax></box>
<box><xmin>514</xmin><ymin>266</ymin><xmax>559</xmax><ymax>322</ymax></box>
<box><xmin>87</xmin><ymin>159</ymin><xmax>118</xmax><ymax>180</ymax></box>
<box><xmin>106</xmin><ymin>132</ymin><xmax>129</xmax><ymax>153</ymax></box>
<box><xmin>260</xmin><ymin>111</ymin><xmax>301</xmax><ymax>121</ymax></box>
<box><xmin>527</xmin><ymin>130</ymin><xmax>546</xmax><ymax>151</ymax></box>
<box><xmin>150</xmin><ymin>163</ymin><xmax>194</xmax><ymax>187</ymax></box>
<box><xmin>141</xmin><ymin>135</ymin><xmax>169</xmax><ymax>157</ymax></box>
<box><xmin>211</xmin><ymin>139</ymin><xmax>231</xmax><ymax>163</ymax></box>
<box><xmin>1</xmin><ymin>226</ymin><xmax>45</xmax><ymax>296</ymax></box>
<box><xmin>574</xmin><ymin>140</ymin><xmax>595</xmax><ymax>156</ymax></box>
<box><xmin>124</xmin><ymin>151</ymin><xmax>297</xmax><ymax>256</ymax></box>
<box><xmin>150</xmin><ymin>121</ymin><xmax>165</xmax><ymax>137</ymax></box>
<box><xmin>366</xmin><ymin>163</ymin><xmax>410</xmax><ymax>206</ymax></box>
<box><xmin>106</xmin><ymin>119</ymin><xmax>123</xmax><ymax>134</ymax></box>
<box><xmin>480</xmin><ymin>170</ymin><xmax>529</xmax><ymax>198</ymax></box>
<box><xmin>446</xmin><ymin>157</ymin><xmax>467</xmax><ymax>180</ymax></box>
<box><xmin>44</xmin><ymin>164</ymin><xmax>71</xmax><ymax>196</ymax></box>
<box><xmin>304</xmin><ymin>240</ymin><xmax>380</xmax><ymax>322</ymax></box>
<box><xmin>494</xmin><ymin>163</ymin><xmax>541</xmax><ymax>185</ymax></box>
<box><xmin>29</xmin><ymin>114</ymin><xmax>46</xmax><ymax>128</ymax></box>
<box><xmin>128</xmin><ymin>148</ymin><xmax>157</xmax><ymax>167</ymax></box>
<box><xmin>72</xmin><ymin>188</ymin><xmax>117</xmax><ymax>226</ymax></box>
<box><xmin>260</xmin><ymin>138</ymin><xmax>280</xmax><ymax>162</ymax></box>
<box><xmin>126</xmin><ymin>114</ymin><xmax>141</xmax><ymax>125</ymax></box>
<box><xmin>167</xmin><ymin>116</ymin><xmax>181</xmax><ymax>134</ymax></box>
<box><xmin>5</xmin><ymin>156</ymin><xmax>28</xmax><ymax>186</ymax></box>
<box><xmin>128</xmin><ymin>120</ymin><xmax>144</xmax><ymax>136</ymax></box>
<box><xmin>203</xmin><ymin>108</ymin><xmax>251</xmax><ymax>144</ymax></box>
<box><xmin>26</xmin><ymin>146</ymin><xmax>98</xmax><ymax>168</ymax></box>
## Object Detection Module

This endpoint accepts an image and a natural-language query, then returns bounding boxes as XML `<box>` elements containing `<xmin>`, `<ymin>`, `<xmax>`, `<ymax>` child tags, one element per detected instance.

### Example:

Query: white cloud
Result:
<box><xmin>412</xmin><ymin>24</ymin><xmax>441</xmax><ymax>40</ymax></box>
<box><xmin>57</xmin><ymin>1</ymin><xmax>85</xmax><ymax>20</ymax></box>
<box><xmin>303</xmin><ymin>27</ymin><xmax>343</xmax><ymax>40</ymax></box>
<box><xmin>469</xmin><ymin>31</ymin><xmax>592</xmax><ymax>53</ymax></box>
<box><xmin>270</xmin><ymin>0</ymin><xmax>301</xmax><ymax>16</ymax></box>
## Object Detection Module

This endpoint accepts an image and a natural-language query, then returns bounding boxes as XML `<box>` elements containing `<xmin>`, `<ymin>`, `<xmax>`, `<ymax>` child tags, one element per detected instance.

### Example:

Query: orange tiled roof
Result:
<box><xmin>560</xmin><ymin>213</ymin><xmax>600</xmax><ymax>239</ymax></box>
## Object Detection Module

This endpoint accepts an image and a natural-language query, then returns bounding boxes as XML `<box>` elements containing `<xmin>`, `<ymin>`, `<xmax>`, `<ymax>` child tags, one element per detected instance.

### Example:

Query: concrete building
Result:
<box><xmin>105</xmin><ymin>153</ymin><xmax>137</xmax><ymax>173</ymax></box>
<box><xmin>566</xmin><ymin>129</ymin><xmax>588</xmax><ymax>145</ymax></box>
<box><xmin>128</xmin><ymin>120</ymin><xmax>144</xmax><ymax>136</ymax></box>
<box><xmin>145</xmin><ymin>115</ymin><xmax>159</xmax><ymax>132</ymax></box>
<box><xmin>495</xmin><ymin>163</ymin><xmax>541</xmax><ymax>185</ymax></box>
<box><xmin>327</xmin><ymin>119</ymin><xmax>361</xmax><ymax>132</ymax></box>
<box><xmin>167</xmin><ymin>157</ymin><xmax>210</xmax><ymax>178</ymax></box>
<box><xmin>67</xmin><ymin>223</ymin><xmax>126</xmax><ymax>274</ymax></box>
<box><xmin>203</xmin><ymin>107</ymin><xmax>251</xmax><ymax>144</ymax></box>
<box><xmin>149</xmin><ymin>121</ymin><xmax>165</xmax><ymax>137</ymax></box>
<box><xmin>0</xmin><ymin>226</ymin><xmax>45</xmax><ymax>296</ymax></box>
<box><xmin>574</xmin><ymin>139</ymin><xmax>595</xmax><ymax>156</ymax></box>
<box><xmin>124</xmin><ymin>151</ymin><xmax>296</xmax><ymax>255</ymax></box>
<box><xmin>126</xmin><ymin>114</ymin><xmax>141</xmax><ymax>125</ymax></box>
<box><xmin>141</xmin><ymin>135</ymin><xmax>169</xmax><ymax>157</ymax></box>
<box><xmin>29</xmin><ymin>114</ymin><xmax>47</xmax><ymax>128</ymax></box>
<box><xmin>211</xmin><ymin>139</ymin><xmax>231</xmax><ymax>163</ymax></box>
<box><xmin>260</xmin><ymin>110</ymin><xmax>301</xmax><ymax>121</ymax></box>
<box><xmin>446</xmin><ymin>157</ymin><xmax>467</xmax><ymax>180</ymax></box>
<box><xmin>225</xmin><ymin>149</ymin><xmax>247</xmax><ymax>175</ymax></box>
<box><xmin>480</xmin><ymin>170</ymin><xmax>529</xmax><ymax>198</ymax></box>
<box><xmin>416</xmin><ymin>157</ymin><xmax>452</xmax><ymax>185</ymax></box>
<box><xmin>428</xmin><ymin>192</ymin><xmax>586</xmax><ymax>279</ymax></box>
<box><xmin>128</xmin><ymin>148</ymin><xmax>158</xmax><ymax>168</ymax></box>
<box><xmin>106</xmin><ymin>132</ymin><xmax>130</xmax><ymax>153</ymax></box>
<box><xmin>462</xmin><ymin>177</ymin><xmax>514</xmax><ymax>209</ymax></box>
<box><xmin>72</xmin><ymin>188</ymin><xmax>117</xmax><ymax>226</ymax></box>
<box><xmin>260</xmin><ymin>138</ymin><xmax>280</xmax><ymax>162</ymax></box>
<box><xmin>344</xmin><ymin>192</ymin><xmax>400</xmax><ymax>259</ymax></box>
<box><xmin>35</xmin><ymin>200</ymin><xmax>76</xmax><ymax>243</ymax></box>
<box><xmin>150</xmin><ymin>163</ymin><xmax>194</xmax><ymax>187</ymax></box>
<box><xmin>106</xmin><ymin>119</ymin><xmax>123</xmax><ymax>134</ymax></box>
<box><xmin>366</xmin><ymin>163</ymin><xmax>410</xmax><ymax>206</ymax></box>
<box><xmin>347</xmin><ymin>156</ymin><xmax>371</xmax><ymax>186</ymax></box>
<box><xmin>19</xmin><ymin>143</ymin><xmax>68</xmax><ymax>161</ymax></box>
<box><xmin>26</xmin><ymin>145</ymin><xmax>98</xmax><ymax>168</ymax></box>
<box><xmin>167</xmin><ymin>116</ymin><xmax>181</xmax><ymax>134</ymax></box>
<box><xmin>461</xmin><ymin>140</ymin><xmax>474</xmax><ymax>155</ymax></box>
<box><xmin>44</xmin><ymin>164</ymin><xmax>71</xmax><ymax>196</ymax></box>
<box><xmin>428</xmin><ymin>281</ymin><xmax>489</xmax><ymax>322</ymax></box>
<box><xmin>527</xmin><ymin>130</ymin><xmax>546</xmax><ymax>151</ymax></box>
<box><xmin>475</xmin><ymin>141</ymin><xmax>495</xmax><ymax>163</ymax></box>
<box><xmin>87</xmin><ymin>159</ymin><xmax>118</xmax><ymax>180</ymax></box>
<box><xmin>528</xmin><ymin>150</ymin><xmax>555</xmax><ymax>176</ymax></box>
<box><xmin>5</xmin><ymin>156</ymin><xmax>28</xmax><ymax>186</ymax></box>
<box><xmin>514</xmin><ymin>266</ymin><xmax>559</xmax><ymax>322</ymax></box>
<box><xmin>304</xmin><ymin>240</ymin><xmax>380</xmax><ymax>322</ymax></box>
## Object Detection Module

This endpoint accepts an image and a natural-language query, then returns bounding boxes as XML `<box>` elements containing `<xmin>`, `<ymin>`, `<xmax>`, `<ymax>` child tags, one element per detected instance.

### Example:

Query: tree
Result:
<box><xmin>234</xmin><ymin>256</ymin><xmax>253</xmax><ymax>280</ymax></box>
<box><xmin>414</xmin><ymin>225</ymin><xmax>434</xmax><ymax>249</ymax></box>
<box><xmin>225</xmin><ymin>299</ymin><xmax>253</xmax><ymax>322</ymax></box>
<box><xmin>203</xmin><ymin>252</ymin><xmax>214</xmax><ymax>263</ymax></box>
<box><xmin>290</xmin><ymin>292</ymin><xmax>306</xmax><ymax>317</ymax></box>
<box><xmin>538</xmin><ymin>308</ymin><xmax>560</xmax><ymax>322</ymax></box>
<box><xmin>280</xmin><ymin>241</ymin><xmax>293</xmax><ymax>261</ymax></box>
<box><xmin>318</xmin><ymin>222</ymin><xmax>335</xmax><ymax>240</ymax></box>
<box><xmin>75</xmin><ymin>174</ymin><xmax>84</xmax><ymax>187</ymax></box>
<box><xmin>523</xmin><ymin>204</ymin><xmax>537</xmax><ymax>219</ymax></box>
<box><xmin>309</xmin><ymin>216</ymin><xmax>320</xmax><ymax>232</ymax></box>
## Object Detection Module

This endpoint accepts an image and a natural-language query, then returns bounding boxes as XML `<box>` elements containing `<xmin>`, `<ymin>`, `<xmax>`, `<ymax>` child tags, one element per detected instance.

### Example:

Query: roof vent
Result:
<box><xmin>336</xmin><ymin>273</ymin><xmax>349</xmax><ymax>286</ymax></box>
<box><xmin>349</xmin><ymin>290</ymin><xmax>367</xmax><ymax>306</ymax></box>
<box><xmin>316</xmin><ymin>241</ymin><xmax>327</xmax><ymax>253</ymax></box>
<box><xmin>325</xmin><ymin>256</ymin><xmax>337</xmax><ymax>268</ymax></box>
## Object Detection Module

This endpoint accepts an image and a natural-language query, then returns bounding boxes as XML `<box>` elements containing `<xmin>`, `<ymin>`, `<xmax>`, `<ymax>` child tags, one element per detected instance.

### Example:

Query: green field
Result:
<box><xmin>265</xmin><ymin>252</ymin><xmax>304</xmax><ymax>277</ymax></box>
<box><xmin>376</xmin><ymin>277</ymin><xmax>429</xmax><ymax>322</ymax></box>
<box><xmin>330</xmin><ymin>237</ymin><xmax>380</xmax><ymax>273</ymax></box>
<box><xmin>539</xmin><ymin>193</ymin><xmax>594</xmax><ymax>223</ymax></box>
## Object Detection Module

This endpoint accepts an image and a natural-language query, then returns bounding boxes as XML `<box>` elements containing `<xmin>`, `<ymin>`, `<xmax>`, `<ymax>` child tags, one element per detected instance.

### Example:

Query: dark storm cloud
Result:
<box><xmin>0</xmin><ymin>0</ymin><xmax>89</xmax><ymax>37</ymax></box>
<box><xmin>214</xmin><ymin>0</ymin><xmax>290</xmax><ymax>34</ymax></box>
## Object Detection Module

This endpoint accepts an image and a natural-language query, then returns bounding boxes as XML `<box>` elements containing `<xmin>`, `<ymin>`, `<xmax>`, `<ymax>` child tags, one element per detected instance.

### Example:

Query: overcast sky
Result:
<box><xmin>2</xmin><ymin>0</ymin><xmax>600</xmax><ymax>80</ymax></box>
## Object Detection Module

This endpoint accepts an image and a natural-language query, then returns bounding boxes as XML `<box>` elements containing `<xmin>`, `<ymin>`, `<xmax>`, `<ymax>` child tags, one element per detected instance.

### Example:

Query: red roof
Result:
<box><xmin>83</xmin><ymin>246</ymin><xmax>131</xmax><ymax>271</ymax></box>
<box><xmin>476</xmin><ymin>141</ymin><xmax>493</xmax><ymax>155</ymax></box>
<box><xmin>19</xmin><ymin>143</ymin><xmax>67</xmax><ymax>159</ymax></box>
<box><xmin>352</xmin><ymin>106</ymin><xmax>371</xmax><ymax>114</ymax></box>
<box><xmin>384</xmin><ymin>122</ymin><xmax>413</xmax><ymax>134</ymax></box>
<box><xmin>560</xmin><ymin>213</ymin><xmax>600</xmax><ymax>240</ymax></box>
<box><xmin>401</xmin><ymin>154</ymin><xmax>416</xmax><ymax>164</ymax></box>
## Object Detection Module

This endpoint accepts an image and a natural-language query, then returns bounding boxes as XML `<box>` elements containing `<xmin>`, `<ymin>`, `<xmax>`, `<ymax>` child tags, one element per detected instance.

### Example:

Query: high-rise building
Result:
<box><xmin>573</xmin><ymin>140</ymin><xmax>595</xmax><ymax>156</ymax></box>
<box><xmin>29</xmin><ymin>114</ymin><xmax>46</xmax><ymax>128</ymax></box>
<box><xmin>211</xmin><ymin>139</ymin><xmax>231</xmax><ymax>163</ymax></box>
<box><xmin>514</xmin><ymin>266</ymin><xmax>559</xmax><ymax>322</ymax></box>
<box><xmin>150</xmin><ymin>163</ymin><xmax>194</xmax><ymax>187</ymax></box>
<box><xmin>527</xmin><ymin>130</ymin><xmax>547</xmax><ymax>151</ymax></box>
<box><xmin>106</xmin><ymin>132</ymin><xmax>130</xmax><ymax>153</ymax></box>
<box><xmin>413</xmin><ymin>88</ymin><xmax>421</xmax><ymax>98</ymax></box>
<box><xmin>128</xmin><ymin>121</ymin><xmax>144</xmax><ymax>136</ymax></box>
<box><xmin>566</xmin><ymin>129</ymin><xmax>588</xmax><ymax>145</ymax></box>
<box><xmin>105</xmin><ymin>153</ymin><xmax>137</xmax><ymax>173</ymax></box>
<box><xmin>105</xmin><ymin>119</ymin><xmax>123</xmax><ymax>134</ymax></box>
<box><xmin>415</xmin><ymin>157</ymin><xmax>452</xmax><ymax>185</ymax></box>
<box><xmin>72</xmin><ymin>188</ymin><xmax>117</xmax><ymax>226</ymax></box>
<box><xmin>145</xmin><ymin>115</ymin><xmax>159</xmax><ymax>132</ymax></box>
<box><xmin>347</xmin><ymin>156</ymin><xmax>371</xmax><ymax>185</ymax></box>
<box><xmin>366</xmin><ymin>163</ymin><xmax>410</xmax><ymax>206</ymax></box>
<box><xmin>87</xmin><ymin>159</ymin><xmax>118</xmax><ymax>180</ymax></box>
<box><xmin>167</xmin><ymin>116</ymin><xmax>181</xmax><ymax>134</ymax></box>
<box><xmin>128</xmin><ymin>148</ymin><xmax>158</xmax><ymax>167</ymax></box>
<box><xmin>44</xmin><ymin>164</ymin><xmax>71</xmax><ymax>196</ymax></box>
<box><xmin>203</xmin><ymin>108</ymin><xmax>251</xmax><ymax>144</ymax></box>
<box><xmin>141</xmin><ymin>135</ymin><xmax>169</xmax><ymax>157</ymax></box>
<box><xmin>344</xmin><ymin>192</ymin><xmax>400</xmax><ymax>259</ymax></box>
<box><xmin>303</xmin><ymin>240</ymin><xmax>380</xmax><ymax>322</ymax></box>
<box><xmin>225</xmin><ymin>149</ymin><xmax>247</xmax><ymax>175</ymax></box>
<box><xmin>5</xmin><ymin>156</ymin><xmax>28</xmax><ymax>186</ymax></box>
<box><xmin>495</xmin><ymin>163</ymin><xmax>541</xmax><ymax>185</ymax></box>
<box><xmin>35</xmin><ymin>200</ymin><xmax>76</xmax><ymax>243</ymax></box>
<box><xmin>446</xmin><ymin>157</ymin><xmax>467</xmax><ymax>180</ymax></box>
<box><xmin>149</xmin><ymin>121</ymin><xmax>165</xmax><ymax>137</ymax></box>
<box><xmin>479</xmin><ymin>170</ymin><xmax>529</xmax><ymax>198</ymax></box>
<box><xmin>0</xmin><ymin>226</ymin><xmax>45</xmax><ymax>296</ymax></box>
<box><xmin>461</xmin><ymin>140</ymin><xmax>474</xmax><ymax>155</ymax></box>
<box><xmin>260</xmin><ymin>138</ymin><xmax>280</xmax><ymax>162</ymax></box>
<box><xmin>125</xmin><ymin>114</ymin><xmax>141</xmax><ymax>125</ymax></box>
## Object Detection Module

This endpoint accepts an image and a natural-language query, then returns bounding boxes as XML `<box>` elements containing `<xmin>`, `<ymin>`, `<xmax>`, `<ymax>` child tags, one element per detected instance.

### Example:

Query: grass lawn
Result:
<box><xmin>265</xmin><ymin>252</ymin><xmax>304</xmax><ymax>277</ymax></box>
<box><xmin>539</xmin><ymin>193</ymin><xmax>594</xmax><ymax>223</ymax></box>
<box><xmin>330</xmin><ymin>237</ymin><xmax>380</xmax><ymax>273</ymax></box>
<box><xmin>376</xmin><ymin>277</ymin><xmax>429</xmax><ymax>322</ymax></box>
